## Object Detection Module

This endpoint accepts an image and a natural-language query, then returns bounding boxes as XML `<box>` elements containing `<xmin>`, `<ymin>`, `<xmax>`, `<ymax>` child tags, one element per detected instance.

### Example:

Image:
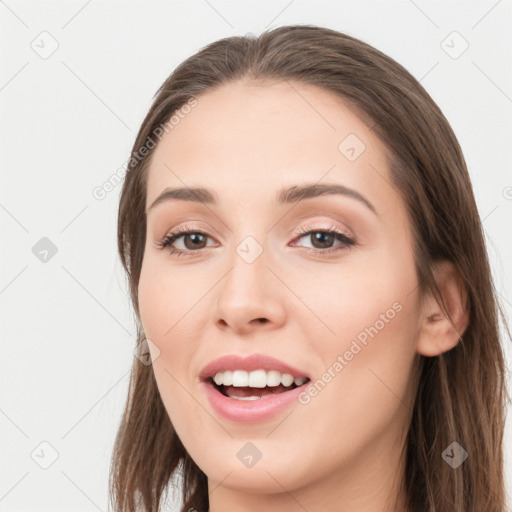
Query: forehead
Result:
<box><xmin>145</xmin><ymin>80</ymin><xmax>396</xmax><ymax>213</ymax></box>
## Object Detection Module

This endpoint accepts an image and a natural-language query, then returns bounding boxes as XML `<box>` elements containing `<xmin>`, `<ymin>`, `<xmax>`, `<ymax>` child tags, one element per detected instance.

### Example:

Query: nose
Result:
<box><xmin>213</xmin><ymin>237</ymin><xmax>287</xmax><ymax>335</ymax></box>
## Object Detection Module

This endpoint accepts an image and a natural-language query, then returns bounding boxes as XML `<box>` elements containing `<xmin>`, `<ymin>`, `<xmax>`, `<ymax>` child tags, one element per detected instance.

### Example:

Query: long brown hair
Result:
<box><xmin>109</xmin><ymin>25</ymin><xmax>510</xmax><ymax>512</ymax></box>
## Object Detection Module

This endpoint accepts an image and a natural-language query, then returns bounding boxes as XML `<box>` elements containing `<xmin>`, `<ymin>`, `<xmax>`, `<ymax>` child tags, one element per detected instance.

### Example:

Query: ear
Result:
<box><xmin>416</xmin><ymin>259</ymin><xmax>470</xmax><ymax>357</ymax></box>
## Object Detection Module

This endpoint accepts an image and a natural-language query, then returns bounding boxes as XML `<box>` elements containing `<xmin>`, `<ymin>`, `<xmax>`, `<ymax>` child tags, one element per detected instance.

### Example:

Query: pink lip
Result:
<box><xmin>199</xmin><ymin>353</ymin><xmax>309</xmax><ymax>381</ymax></box>
<box><xmin>199</xmin><ymin>353</ymin><xmax>310</xmax><ymax>423</ymax></box>
<box><xmin>201</xmin><ymin>379</ymin><xmax>308</xmax><ymax>423</ymax></box>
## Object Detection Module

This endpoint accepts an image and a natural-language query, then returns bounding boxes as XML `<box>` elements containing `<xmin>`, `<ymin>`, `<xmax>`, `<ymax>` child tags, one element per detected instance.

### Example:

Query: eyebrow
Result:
<box><xmin>147</xmin><ymin>183</ymin><xmax>377</xmax><ymax>215</ymax></box>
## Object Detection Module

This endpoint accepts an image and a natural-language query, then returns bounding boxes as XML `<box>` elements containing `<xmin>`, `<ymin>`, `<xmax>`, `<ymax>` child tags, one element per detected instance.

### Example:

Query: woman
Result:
<box><xmin>109</xmin><ymin>25</ymin><xmax>510</xmax><ymax>512</ymax></box>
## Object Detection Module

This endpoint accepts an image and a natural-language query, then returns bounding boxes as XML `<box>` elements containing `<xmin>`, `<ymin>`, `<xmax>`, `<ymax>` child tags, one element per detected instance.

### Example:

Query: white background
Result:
<box><xmin>1</xmin><ymin>1</ymin><xmax>511</xmax><ymax>510</ymax></box>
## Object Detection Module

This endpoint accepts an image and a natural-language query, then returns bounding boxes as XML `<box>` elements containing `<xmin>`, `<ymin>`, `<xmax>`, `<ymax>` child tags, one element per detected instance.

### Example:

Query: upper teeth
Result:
<box><xmin>213</xmin><ymin>369</ymin><xmax>307</xmax><ymax>388</ymax></box>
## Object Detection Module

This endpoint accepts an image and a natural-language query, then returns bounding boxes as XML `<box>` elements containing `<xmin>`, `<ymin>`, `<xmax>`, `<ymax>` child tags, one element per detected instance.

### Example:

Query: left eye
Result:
<box><xmin>156</xmin><ymin>226</ymin><xmax>356</xmax><ymax>256</ymax></box>
<box><xmin>294</xmin><ymin>229</ymin><xmax>356</xmax><ymax>251</ymax></box>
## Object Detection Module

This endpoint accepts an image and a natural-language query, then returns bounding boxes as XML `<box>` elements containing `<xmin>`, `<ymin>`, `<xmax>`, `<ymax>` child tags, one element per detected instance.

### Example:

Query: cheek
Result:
<box><xmin>290</xmin><ymin>256</ymin><xmax>417</xmax><ymax>355</ymax></box>
<box><xmin>303</xmin><ymin>285</ymin><xmax>419</xmax><ymax>415</ymax></box>
<box><xmin>138</xmin><ymin>256</ymin><xmax>204</xmax><ymax>341</ymax></box>
<box><xmin>292</xmin><ymin>297</ymin><xmax>420</xmax><ymax>475</ymax></box>
<box><xmin>137</xmin><ymin>260</ymin><xmax>209</xmax><ymax>430</ymax></box>
<box><xmin>294</xmin><ymin>244</ymin><xmax>420</xmax><ymax>426</ymax></box>
<box><xmin>137</xmin><ymin>259</ymin><xmax>207</xmax><ymax>409</ymax></box>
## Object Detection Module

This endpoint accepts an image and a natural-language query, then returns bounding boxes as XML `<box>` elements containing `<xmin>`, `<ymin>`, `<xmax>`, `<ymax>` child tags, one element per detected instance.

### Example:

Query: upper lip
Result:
<box><xmin>199</xmin><ymin>353</ymin><xmax>310</xmax><ymax>381</ymax></box>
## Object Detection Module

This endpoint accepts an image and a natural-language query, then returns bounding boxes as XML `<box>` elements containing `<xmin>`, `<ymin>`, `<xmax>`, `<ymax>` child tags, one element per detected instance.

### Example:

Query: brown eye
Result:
<box><xmin>293</xmin><ymin>227</ymin><xmax>356</xmax><ymax>254</ymax></box>
<box><xmin>157</xmin><ymin>224</ymin><xmax>356</xmax><ymax>258</ymax></box>
<box><xmin>308</xmin><ymin>231</ymin><xmax>336</xmax><ymax>249</ymax></box>
<box><xmin>157</xmin><ymin>228</ymin><xmax>216</xmax><ymax>254</ymax></box>
<box><xmin>182</xmin><ymin>233</ymin><xmax>208</xmax><ymax>250</ymax></box>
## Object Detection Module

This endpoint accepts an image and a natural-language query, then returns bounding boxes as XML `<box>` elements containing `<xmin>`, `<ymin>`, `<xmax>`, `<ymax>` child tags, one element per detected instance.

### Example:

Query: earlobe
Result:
<box><xmin>416</xmin><ymin>260</ymin><xmax>470</xmax><ymax>357</ymax></box>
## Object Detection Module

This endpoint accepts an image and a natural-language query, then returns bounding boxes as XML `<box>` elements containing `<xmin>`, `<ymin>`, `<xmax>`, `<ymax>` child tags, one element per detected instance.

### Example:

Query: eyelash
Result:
<box><xmin>156</xmin><ymin>223</ymin><xmax>357</xmax><ymax>258</ymax></box>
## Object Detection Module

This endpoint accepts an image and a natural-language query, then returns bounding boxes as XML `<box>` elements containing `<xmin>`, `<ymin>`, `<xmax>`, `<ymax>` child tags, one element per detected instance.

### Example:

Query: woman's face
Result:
<box><xmin>138</xmin><ymin>80</ymin><xmax>423</xmax><ymax>505</ymax></box>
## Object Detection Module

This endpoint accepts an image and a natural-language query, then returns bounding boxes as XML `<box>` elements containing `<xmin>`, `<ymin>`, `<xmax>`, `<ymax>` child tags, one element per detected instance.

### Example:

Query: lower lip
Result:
<box><xmin>201</xmin><ymin>379</ymin><xmax>307</xmax><ymax>423</ymax></box>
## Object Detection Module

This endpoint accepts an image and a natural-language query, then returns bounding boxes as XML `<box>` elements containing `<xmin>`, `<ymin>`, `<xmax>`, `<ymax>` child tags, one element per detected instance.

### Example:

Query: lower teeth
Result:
<box><xmin>219</xmin><ymin>387</ymin><xmax>295</xmax><ymax>400</ymax></box>
<box><xmin>212</xmin><ymin>380</ymin><xmax>308</xmax><ymax>400</ymax></box>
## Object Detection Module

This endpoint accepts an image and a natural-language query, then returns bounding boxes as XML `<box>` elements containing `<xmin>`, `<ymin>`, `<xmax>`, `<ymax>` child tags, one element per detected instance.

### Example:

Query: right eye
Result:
<box><xmin>157</xmin><ymin>227</ymin><xmax>217</xmax><ymax>256</ymax></box>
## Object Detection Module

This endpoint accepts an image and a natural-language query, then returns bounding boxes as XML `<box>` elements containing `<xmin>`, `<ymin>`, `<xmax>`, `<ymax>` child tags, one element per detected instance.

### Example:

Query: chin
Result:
<box><xmin>206</xmin><ymin>465</ymin><xmax>299</xmax><ymax>494</ymax></box>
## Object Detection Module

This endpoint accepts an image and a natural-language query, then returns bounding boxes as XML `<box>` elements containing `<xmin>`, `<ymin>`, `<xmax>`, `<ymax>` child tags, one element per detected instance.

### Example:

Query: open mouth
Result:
<box><xmin>208</xmin><ymin>376</ymin><xmax>311</xmax><ymax>401</ymax></box>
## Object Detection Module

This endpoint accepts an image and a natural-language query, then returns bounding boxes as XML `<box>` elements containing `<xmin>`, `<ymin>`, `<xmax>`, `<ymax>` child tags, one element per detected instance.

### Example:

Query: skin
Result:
<box><xmin>138</xmin><ymin>80</ymin><xmax>469</xmax><ymax>512</ymax></box>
